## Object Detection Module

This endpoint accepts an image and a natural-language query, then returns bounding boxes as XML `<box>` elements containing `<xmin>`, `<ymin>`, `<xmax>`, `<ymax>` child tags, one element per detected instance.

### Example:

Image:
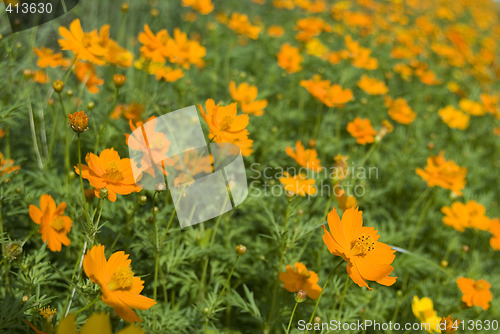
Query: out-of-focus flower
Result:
<box><xmin>34</xmin><ymin>47</ymin><xmax>71</xmax><ymax>68</ymax></box>
<box><xmin>438</xmin><ymin>106</ymin><xmax>469</xmax><ymax>130</ymax></box>
<box><xmin>32</xmin><ymin>70</ymin><xmax>50</xmax><ymax>84</ymax></box>
<box><xmin>412</xmin><ymin>296</ymin><xmax>441</xmax><ymax>333</ymax></box>
<box><xmin>165</xmin><ymin>28</ymin><xmax>206</xmax><ymax>69</ymax></box>
<box><xmin>0</xmin><ymin>152</ymin><xmax>20</xmax><ymax>181</ymax></box>
<box><xmin>227</xmin><ymin>13</ymin><xmax>260</xmax><ymax>39</ymax></box>
<box><xmin>322</xmin><ymin>207</ymin><xmax>397</xmax><ymax>290</ymax></box>
<box><xmin>111</xmin><ymin>103</ymin><xmax>144</xmax><ymax>122</ymax></box>
<box><xmin>489</xmin><ymin>218</ymin><xmax>500</xmax><ymax>250</ymax></box>
<box><xmin>83</xmin><ymin>245</ymin><xmax>156</xmax><ymax>322</ymax></box>
<box><xmin>277</xmin><ymin>43</ymin><xmax>302</xmax><ymax>73</ymax></box>
<box><xmin>229</xmin><ymin>81</ymin><xmax>268</xmax><ymax>116</ymax></box>
<box><xmin>29</xmin><ymin>194</ymin><xmax>72</xmax><ymax>252</ymax></box>
<box><xmin>459</xmin><ymin>99</ymin><xmax>487</xmax><ymax>116</ymax></box>
<box><xmin>480</xmin><ymin>93</ymin><xmax>498</xmax><ymax>114</ymax></box>
<box><xmin>285</xmin><ymin>140</ymin><xmax>322</xmax><ymax>172</ymax></box>
<box><xmin>267</xmin><ymin>25</ymin><xmax>284</xmax><ymax>38</ymax></box>
<box><xmin>138</xmin><ymin>24</ymin><xmax>170</xmax><ymax>63</ymax></box>
<box><xmin>75</xmin><ymin>148</ymin><xmax>142</xmax><ymax>202</ymax></box>
<box><xmin>295</xmin><ymin>17</ymin><xmax>331</xmax><ymax>42</ymax></box>
<box><xmin>279</xmin><ymin>262</ymin><xmax>322</xmax><ymax>299</ymax></box>
<box><xmin>456</xmin><ymin>277</ymin><xmax>492</xmax><ymax>310</ymax></box>
<box><xmin>182</xmin><ymin>0</ymin><xmax>214</xmax><ymax>14</ymax></box>
<box><xmin>357</xmin><ymin>75</ymin><xmax>388</xmax><ymax>95</ymax></box>
<box><xmin>440</xmin><ymin>315</ymin><xmax>461</xmax><ymax>334</ymax></box>
<box><xmin>385</xmin><ymin>97</ymin><xmax>416</xmax><ymax>125</ymax></box>
<box><xmin>416</xmin><ymin>151</ymin><xmax>467</xmax><ymax>196</ymax></box>
<box><xmin>279</xmin><ymin>172</ymin><xmax>317</xmax><ymax>196</ymax></box>
<box><xmin>74</xmin><ymin>61</ymin><xmax>104</xmax><ymax>94</ymax></box>
<box><xmin>347</xmin><ymin>117</ymin><xmax>377</xmax><ymax>145</ymax></box>
<box><xmin>441</xmin><ymin>201</ymin><xmax>491</xmax><ymax>232</ymax></box>
<box><xmin>58</xmin><ymin>19</ymin><xmax>106</xmax><ymax>65</ymax></box>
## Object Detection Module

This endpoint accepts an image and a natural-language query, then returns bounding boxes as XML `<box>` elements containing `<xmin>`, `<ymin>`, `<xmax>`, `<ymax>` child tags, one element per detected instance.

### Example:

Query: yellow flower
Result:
<box><xmin>56</xmin><ymin>313</ymin><xmax>144</xmax><ymax>334</ymax></box>
<box><xmin>357</xmin><ymin>75</ymin><xmax>388</xmax><ymax>95</ymax></box>
<box><xmin>412</xmin><ymin>296</ymin><xmax>441</xmax><ymax>333</ymax></box>
<box><xmin>438</xmin><ymin>106</ymin><xmax>469</xmax><ymax>130</ymax></box>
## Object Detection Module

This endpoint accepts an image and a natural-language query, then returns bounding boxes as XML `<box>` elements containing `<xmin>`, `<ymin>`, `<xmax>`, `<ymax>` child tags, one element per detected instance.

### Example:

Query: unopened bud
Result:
<box><xmin>87</xmin><ymin>101</ymin><xmax>95</xmax><ymax>110</ymax></box>
<box><xmin>295</xmin><ymin>290</ymin><xmax>307</xmax><ymax>303</ymax></box>
<box><xmin>139</xmin><ymin>195</ymin><xmax>148</xmax><ymax>204</ymax></box>
<box><xmin>313</xmin><ymin>316</ymin><xmax>321</xmax><ymax>324</ymax></box>
<box><xmin>155</xmin><ymin>183</ymin><xmax>166</xmax><ymax>192</ymax></box>
<box><xmin>440</xmin><ymin>260</ymin><xmax>448</xmax><ymax>268</ymax></box>
<box><xmin>68</xmin><ymin>111</ymin><xmax>89</xmax><ymax>134</ymax></box>
<box><xmin>121</xmin><ymin>3</ymin><xmax>129</xmax><ymax>12</ymax></box>
<box><xmin>22</xmin><ymin>295</ymin><xmax>30</xmax><ymax>303</ymax></box>
<box><xmin>53</xmin><ymin>80</ymin><xmax>64</xmax><ymax>93</ymax></box>
<box><xmin>66</xmin><ymin>89</ymin><xmax>74</xmax><ymax>97</ymax></box>
<box><xmin>113</xmin><ymin>74</ymin><xmax>127</xmax><ymax>88</ymax></box>
<box><xmin>235</xmin><ymin>244</ymin><xmax>247</xmax><ymax>256</ymax></box>
<box><xmin>99</xmin><ymin>188</ymin><xmax>109</xmax><ymax>199</ymax></box>
<box><xmin>4</xmin><ymin>242</ymin><xmax>22</xmax><ymax>260</ymax></box>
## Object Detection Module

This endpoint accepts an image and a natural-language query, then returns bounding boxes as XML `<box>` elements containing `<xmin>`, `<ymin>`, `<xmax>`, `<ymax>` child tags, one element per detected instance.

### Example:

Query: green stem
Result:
<box><xmin>311</xmin><ymin>102</ymin><xmax>324</xmax><ymax>140</ymax></box>
<box><xmin>306</xmin><ymin>259</ymin><xmax>344</xmax><ymax>332</ymax></box>
<box><xmin>212</xmin><ymin>255</ymin><xmax>240</xmax><ymax>312</ymax></box>
<box><xmin>152</xmin><ymin>191</ymin><xmax>159</xmax><ymax>331</ymax></box>
<box><xmin>285</xmin><ymin>301</ymin><xmax>299</xmax><ymax>334</ymax></box>
<box><xmin>58</xmin><ymin>92</ymin><xmax>70</xmax><ymax>178</ymax></box>
<box><xmin>72</xmin><ymin>295</ymin><xmax>100</xmax><ymax>316</ymax></box>
<box><xmin>334</xmin><ymin>276</ymin><xmax>351</xmax><ymax>321</ymax></box>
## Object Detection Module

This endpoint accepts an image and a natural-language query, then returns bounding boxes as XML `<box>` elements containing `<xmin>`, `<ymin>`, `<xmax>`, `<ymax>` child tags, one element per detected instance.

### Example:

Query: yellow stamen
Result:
<box><xmin>50</xmin><ymin>217</ymin><xmax>65</xmax><ymax>232</ymax></box>
<box><xmin>474</xmin><ymin>281</ymin><xmax>487</xmax><ymax>290</ymax></box>
<box><xmin>351</xmin><ymin>234</ymin><xmax>375</xmax><ymax>256</ymax></box>
<box><xmin>108</xmin><ymin>266</ymin><xmax>134</xmax><ymax>291</ymax></box>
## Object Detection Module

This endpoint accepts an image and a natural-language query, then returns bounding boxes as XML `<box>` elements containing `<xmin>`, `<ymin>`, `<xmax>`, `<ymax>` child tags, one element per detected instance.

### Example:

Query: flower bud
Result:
<box><xmin>113</xmin><ymin>74</ymin><xmax>127</xmax><ymax>88</ymax></box>
<box><xmin>121</xmin><ymin>2</ymin><xmax>129</xmax><ymax>12</ymax></box>
<box><xmin>68</xmin><ymin>111</ymin><xmax>89</xmax><ymax>134</ymax></box>
<box><xmin>235</xmin><ymin>244</ymin><xmax>247</xmax><ymax>256</ymax></box>
<box><xmin>153</xmin><ymin>206</ymin><xmax>159</xmax><ymax>214</ymax></box>
<box><xmin>53</xmin><ymin>80</ymin><xmax>64</xmax><ymax>93</ymax></box>
<box><xmin>155</xmin><ymin>183</ymin><xmax>166</xmax><ymax>192</ymax></box>
<box><xmin>66</xmin><ymin>89</ymin><xmax>74</xmax><ymax>97</ymax></box>
<box><xmin>22</xmin><ymin>295</ymin><xmax>30</xmax><ymax>303</ymax></box>
<box><xmin>314</xmin><ymin>316</ymin><xmax>321</xmax><ymax>323</ymax></box>
<box><xmin>139</xmin><ymin>195</ymin><xmax>148</xmax><ymax>205</ymax></box>
<box><xmin>440</xmin><ymin>315</ymin><xmax>460</xmax><ymax>333</ymax></box>
<box><xmin>440</xmin><ymin>260</ymin><xmax>449</xmax><ymax>268</ymax></box>
<box><xmin>308</xmin><ymin>139</ymin><xmax>317</xmax><ymax>148</ymax></box>
<box><xmin>295</xmin><ymin>290</ymin><xmax>307</xmax><ymax>303</ymax></box>
<box><xmin>4</xmin><ymin>242</ymin><xmax>22</xmax><ymax>260</ymax></box>
<box><xmin>23</xmin><ymin>69</ymin><xmax>34</xmax><ymax>78</ymax></box>
<box><xmin>87</xmin><ymin>101</ymin><xmax>95</xmax><ymax>111</ymax></box>
<box><xmin>99</xmin><ymin>188</ymin><xmax>109</xmax><ymax>199</ymax></box>
<box><xmin>151</xmin><ymin>8</ymin><xmax>159</xmax><ymax>17</ymax></box>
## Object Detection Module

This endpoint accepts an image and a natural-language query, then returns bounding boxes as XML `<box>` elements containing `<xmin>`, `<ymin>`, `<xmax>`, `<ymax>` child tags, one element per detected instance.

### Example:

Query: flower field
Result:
<box><xmin>0</xmin><ymin>0</ymin><xmax>499</xmax><ymax>333</ymax></box>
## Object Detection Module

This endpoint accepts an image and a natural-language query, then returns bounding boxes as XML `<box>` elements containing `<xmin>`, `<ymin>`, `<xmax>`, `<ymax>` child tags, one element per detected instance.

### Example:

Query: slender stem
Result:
<box><xmin>152</xmin><ymin>191</ymin><xmax>159</xmax><ymax>331</ymax></box>
<box><xmin>311</xmin><ymin>102</ymin><xmax>324</xmax><ymax>140</ymax></box>
<box><xmin>335</xmin><ymin>276</ymin><xmax>351</xmax><ymax>321</ymax></box>
<box><xmin>212</xmin><ymin>256</ymin><xmax>240</xmax><ymax>311</ymax></box>
<box><xmin>64</xmin><ymin>240</ymin><xmax>88</xmax><ymax>316</ymax></box>
<box><xmin>72</xmin><ymin>295</ymin><xmax>100</xmax><ymax>316</ymax></box>
<box><xmin>285</xmin><ymin>301</ymin><xmax>299</xmax><ymax>334</ymax></box>
<box><xmin>58</xmin><ymin>92</ymin><xmax>70</xmax><ymax>177</ymax></box>
<box><xmin>306</xmin><ymin>259</ymin><xmax>344</xmax><ymax>331</ymax></box>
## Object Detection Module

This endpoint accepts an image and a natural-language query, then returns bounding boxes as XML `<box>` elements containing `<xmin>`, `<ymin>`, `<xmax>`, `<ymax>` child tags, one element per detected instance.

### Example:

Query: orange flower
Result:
<box><xmin>295</xmin><ymin>17</ymin><xmax>331</xmax><ymax>42</ymax></box>
<box><xmin>300</xmin><ymin>75</ymin><xmax>331</xmax><ymax>102</ymax></box>
<box><xmin>438</xmin><ymin>106</ymin><xmax>469</xmax><ymax>130</ymax></box>
<box><xmin>347</xmin><ymin>117</ymin><xmax>377</xmax><ymax>145</ymax></box>
<box><xmin>34</xmin><ymin>47</ymin><xmax>71</xmax><ymax>69</ymax></box>
<box><xmin>199</xmin><ymin>99</ymin><xmax>253</xmax><ymax>156</ymax></box>
<box><xmin>29</xmin><ymin>194</ymin><xmax>72</xmax><ymax>252</ymax></box>
<box><xmin>322</xmin><ymin>207</ymin><xmax>397</xmax><ymax>290</ymax></box>
<box><xmin>357</xmin><ymin>75</ymin><xmax>388</xmax><ymax>95</ymax></box>
<box><xmin>83</xmin><ymin>244</ymin><xmax>156</xmax><ymax>322</ymax></box>
<box><xmin>480</xmin><ymin>93</ymin><xmax>498</xmax><ymax>114</ymax></box>
<box><xmin>459</xmin><ymin>99</ymin><xmax>487</xmax><ymax>116</ymax></box>
<box><xmin>267</xmin><ymin>25</ymin><xmax>284</xmax><ymax>38</ymax></box>
<box><xmin>95</xmin><ymin>25</ymin><xmax>133</xmax><ymax>68</ymax></box>
<box><xmin>138</xmin><ymin>24</ymin><xmax>170</xmax><ymax>63</ymax></box>
<box><xmin>165</xmin><ymin>28</ymin><xmax>206</xmax><ymax>69</ymax></box>
<box><xmin>148</xmin><ymin>63</ymin><xmax>184</xmax><ymax>82</ymax></box>
<box><xmin>32</xmin><ymin>70</ymin><xmax>50</xmax><ymax>84</ymax></box>
<box><xmin>334</xmin><ymin>186</ymin><xmax>357</xmax><ymax>212</ymax></box>
<box><xmin>68</xmin><ymin>111</ymin><xmax>89</xmax><ymax>134</ymax></box>
<box><xmin>227</xmin><ymin>13</ymin><xmax>260</xmax><ymax>40</ymax></box>
<box><xmin>456</xmin><ymin>277</ymin><xmax>492</xmax><ymax>310</ymax></box>
<box><xmin>58</xmin><ymin>19</ymin><xmax>107</xmax><ymax>65</ymax></box>
<box><xmin>320</xmin><ymin>84</ymin><xmax>353</xmax><ymax>108</ymax></box>
<box><xmin>0</xmin><ymin>152</ymin><xmax>20</xmax><ymax>181</ymax></box>
<box><xmin>277</xmin><ymin>43</ymin><xmax>302</xmax><ymax>74</ymax></box>
<box><xmin>182</xmin><ymin>0</ymin><xmax>214</xmax><ymax>14</ymax></box>
<box><xmin>416</xmin><ymin>151</ymin><xmax>467</xmax><ymax>195</ymax></box>
<box><xmin>111</xmin><ymin>103</ymin><xmax>144</xmax><ymax>122</ymax></box>
<box><xmin>285</xmin><ymin>140</ymin><xmax>322</xmax><ymax>172</ymax></box>
<box><xmin>229</xmin><ymin>81</ymin><xmax>268</xmax><ymax>116</ymax></box>
<box><xmin>385</xmin><ymin>97</ymin><xmax>416</xmax><ymax>125</ymax></box>
<box><xmin>279</xmin><ymin>262</ymin><xmax>322</xmax><ymax>299</ymax></box>
<box><xmin>441</xmin><ymin>201</ymin><xmax>491</xmax><ymax>232</ymax></box>
<box><xmin>74</xmin><ymin>61</ymin><xmax>104</xmax><ymax>94</ymax></box>
<box><xmin>490</xmin><ymin>218</ymin><xmax>500</xmax><ymax>250</ymax></box>
<box><xmin>75</xmin><ymin>148</ymin><xmax>142</xmax><ymax>202</ymax></box>
<box><xmin>279</xmin><ymin>172</ymin><xmax>317</xmax><ymax>196</ymax></box>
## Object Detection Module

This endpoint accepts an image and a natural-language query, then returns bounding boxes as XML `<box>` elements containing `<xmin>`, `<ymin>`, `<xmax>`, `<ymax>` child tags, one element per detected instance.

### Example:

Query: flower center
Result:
<box><xmin>474</xmin><ymin>281</ymin><xmax>487</xmax><ymax>290</ymax></box>
<box><xmin>106</xmin><ymin>161</ymin><xmax>120</xmax><ymax>174</ymax></box>
<box><xmin>220</xmin><ymin>115</ymin><xmax>234</xmax><ymax>131</ymax></box>
<box><xmin>108</xmin><ymin>266</ymin><xmax>134</xmax><ymax>291</ymax></box>
<box><xmin>297</xmin><ymin>267</ymin><xmax>311</xmax><ymax>280</ymax></box>
<box><xmin>351</xmin><ymin>234</ymin><xmax>375</xmax><ymax>256</ymax></box>
<box><xmin>50</xmin><ymin>217</ymin><xmax>65</xmax><ymax>232</ymax></box>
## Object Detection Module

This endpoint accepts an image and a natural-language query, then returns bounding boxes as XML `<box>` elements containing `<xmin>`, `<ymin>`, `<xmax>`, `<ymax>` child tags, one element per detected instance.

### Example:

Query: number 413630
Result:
<box><xmin>6</xmin><ymin>2</ymin><xmax>53</xmax><ymax>14</ymax></box>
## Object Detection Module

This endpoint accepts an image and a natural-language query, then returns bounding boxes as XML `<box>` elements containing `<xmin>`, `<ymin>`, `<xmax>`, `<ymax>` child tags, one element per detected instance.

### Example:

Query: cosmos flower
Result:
<box><xmin>29</xmin><ymin>194</ymin><xmax>72</xmax><ymax>252</ymax></box>
<box><xmin>279</xmin><ymin>262</ymin><xmax>322</xmax><ymax>299</ymax></box>
<box><xmin>277</xmin><ymin>43</ymin><xmax>303</xmax><ymax>73</ymax></box>
<box><xmin>412</xmin><ymin>296</ymin><xmax>441</xmax><ymax>333</ymax></box>
<box><xmin>229</xmin><ymin>81</ymin><xmax>268</xmax><ymax>116</ymax></box>
<box><xmin>83</xmin><ymin>245</ymin><xmax>156</xmax><ymax>322</ymax></box>
<box><xmin>322</xmin><ymin>207</ymin><xmax>397</xmax><ymax>290</ymax></box>
<box><xmin>285</xmin><ymin>140</ymin><xmax>322</xmax><ymax>172</ymax></box>
<box><xmin>357</xmin><ymin>75</ymin><xmax>388</xmax><ymax>95</ymax></box>
<box><xmin>416</xmin><ymin>151</ymin><xmax>467</xmax><ymax>195</ymax></box>
<box><xmin>279</xmin><ymin>172</ymin><xmax>317</xmax><ymax>196</ymax></box>
<box><xmin>347</xmin><ymin>117</ymin><xmax>377</xmax><ymax>144</ymax></box>
<box><xmin>456</xmin><ymin>277</ymin><xmax>492</xmax><ymax>310</ymax></box>
<box><xmin>438</xmin><ymin>106</ymin><xmax>469</xmax><ymax>130</ymax></box>
<box><xmin>385</xmin><ymin>97</ymin><xmax>416</xmax><ymax>125</ymax></box>
<box><xmin>75</xmin><ymin>148</ymin><xmax>142</xmax><ymax>202</ymax></box>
